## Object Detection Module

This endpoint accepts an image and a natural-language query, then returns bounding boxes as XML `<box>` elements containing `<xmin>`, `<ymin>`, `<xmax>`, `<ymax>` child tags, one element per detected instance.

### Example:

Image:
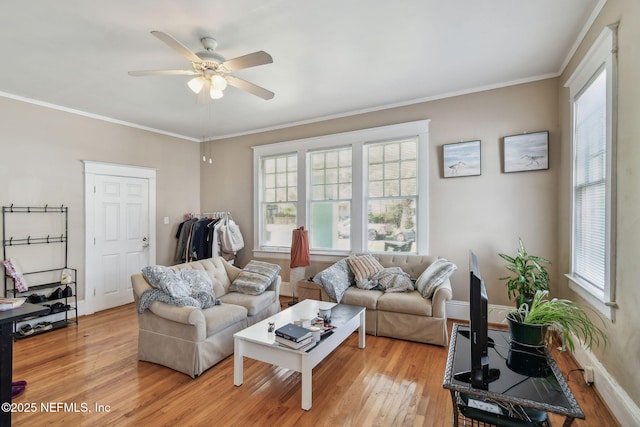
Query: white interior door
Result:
<box><xmin>92</xmin><ymin>175</ymin><xmax>150</xmax><ymax>311</ymax></box>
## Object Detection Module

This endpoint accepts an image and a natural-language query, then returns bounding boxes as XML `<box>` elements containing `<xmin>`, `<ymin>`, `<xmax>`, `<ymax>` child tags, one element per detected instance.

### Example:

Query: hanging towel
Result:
<box><xmin>290</xmin><ymin>226</ymin><xmax>310</xmax><ymax>268</ymax></box>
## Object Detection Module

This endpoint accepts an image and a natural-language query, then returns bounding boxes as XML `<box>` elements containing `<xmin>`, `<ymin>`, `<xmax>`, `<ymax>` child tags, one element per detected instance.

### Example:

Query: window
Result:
<box><xmin>366</xmin><ymin>140</ymin><xmax>417</xmax><ymax>252</ymax></box>
<box><xmin>260</xmin><ymin>153</ymin><xmax>297</xmax><ymax>248</ymax></box>
<box><xmin>565</xmin><ymin>24</ymin><xmax>617</xmax><ymax>320</ymax></box>
<box><xmin>309</xmin><ymin>147</ymin><xmax>352</xmax><ymax>251</ymax></box>
<box><xmin>252</xmin><ymin>120</ymin><xmax>429</xmax><ymax>256</ymax></box>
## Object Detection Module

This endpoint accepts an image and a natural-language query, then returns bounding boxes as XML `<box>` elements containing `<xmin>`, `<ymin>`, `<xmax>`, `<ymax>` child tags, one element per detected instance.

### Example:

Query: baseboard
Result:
<box><xmin>280</xmin><ymin>281</ymin><xmax>293</xmax><ymax>297</ymax></box>
<box><xmin>447</xmin><ymin>299</ymin><xmax>639</xmax><ymax>425</ymax></box>
<box><xmin>572</xmin><ymin>342</ymin><xmax>640</xmax><ymax>426</ymax></box>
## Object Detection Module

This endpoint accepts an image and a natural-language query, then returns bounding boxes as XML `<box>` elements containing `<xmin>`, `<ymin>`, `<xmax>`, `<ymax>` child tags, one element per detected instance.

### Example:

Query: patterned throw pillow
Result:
<box><xmin>230</xmin><ymin>260</ymin><xmax>281</xmax><ymax>295</ymax></box>
<box><xmin>371</xmin><ymin>267</ymin><xmax>414</xmax><ymax>293</ymax></box>
<box><xmin>142</xmin><ymin>265</ymin><xmax>190</xmax><ymax>298</ymax></box>
<box><xmin>312</xmin><ymin>259</ymin><xmax>354</xmax><ymax>303</ymax></box>
<box><xmin>415</xmin><ymin>258</ymin><xmax>457</xmax><ymax>299</ymax></box>
<box><xmin>179</xmin><ymin>269</ymin><xmax>215</xmax><ymax>298</ymax></box>
<box><xmin>347</xmin><ymin>254</ymin><xmax>384</xmax><ymax>285</ymax></box>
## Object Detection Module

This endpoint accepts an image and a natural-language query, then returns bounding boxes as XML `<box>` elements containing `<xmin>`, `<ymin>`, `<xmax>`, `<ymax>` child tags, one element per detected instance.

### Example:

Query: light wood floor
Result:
<box><xmin>10</xmin><ymin>298</ymin><xmax>619</xmax><ymax>427</ymax></box>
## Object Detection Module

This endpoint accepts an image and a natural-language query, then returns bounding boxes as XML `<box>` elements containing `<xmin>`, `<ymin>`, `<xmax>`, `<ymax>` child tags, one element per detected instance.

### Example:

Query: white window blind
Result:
<box><xmin>564</xmin><ymin>23</ymin><xmax>617</xmax><ymax>320</ymax></box>
<box><xmin>573</xmin><ymin>70</ymin><xmax>607</xmax><ymax>290</ymax></box>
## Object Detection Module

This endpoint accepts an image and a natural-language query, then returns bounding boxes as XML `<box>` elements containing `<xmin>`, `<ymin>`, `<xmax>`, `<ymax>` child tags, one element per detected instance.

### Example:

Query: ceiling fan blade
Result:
<box><xmin>151</xmin><ymin>30</ymin><xmax>202</xmax><ymax>63</ymax></box>
<box><xmin>128</xmin><ymin>69</ymin><xmax>198</xmax><ymax>77</ymax></box>
<box><xmin>197</xmin><ymin>79</ymin><xmax>211</xmax><ymax>104</ymax></box>
<box><xmin>222</xmin><ymin>51</ymin><xmax>273</xmax><ymax>72</ymax></box>
<box><xmin>226</xmin><ymin>75</ymin><xmax>274</xmax><ymax>100</ymax></box>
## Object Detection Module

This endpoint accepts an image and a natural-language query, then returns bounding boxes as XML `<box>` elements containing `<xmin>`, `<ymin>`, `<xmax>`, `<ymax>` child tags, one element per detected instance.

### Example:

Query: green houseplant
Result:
<box><xmin>506</xmin><ymin>290</ymin><xmax>607</xmax><ymax>352</ymax></box>
<box><xmin>499</xmin><ymin>238</ymin><xmax>550</xmax><ymax>307</ymax></box>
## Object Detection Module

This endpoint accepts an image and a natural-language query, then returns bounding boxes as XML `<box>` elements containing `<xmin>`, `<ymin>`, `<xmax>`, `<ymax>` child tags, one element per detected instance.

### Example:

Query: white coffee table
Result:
<box><xmin>233</xmin><ymin>299</ymin><xmax>366</xmax><ymax>410</ymax></box>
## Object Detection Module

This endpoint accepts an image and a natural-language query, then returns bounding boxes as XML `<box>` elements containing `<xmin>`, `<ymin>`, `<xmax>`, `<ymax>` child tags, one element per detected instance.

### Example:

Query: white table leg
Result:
<box><xmin>234</xmin><ymin>338</ymin><xmax>243</xmax><ymax>386</ymax></box>
<box><xmin>358</xmin><ymin>309</ymin><xmax>366</xmax><ymax>349</ymax></box>
<box><xmin>301</xmin><ymin>355</ymin><xmax>312</xmax><ymax>410</ymax></box>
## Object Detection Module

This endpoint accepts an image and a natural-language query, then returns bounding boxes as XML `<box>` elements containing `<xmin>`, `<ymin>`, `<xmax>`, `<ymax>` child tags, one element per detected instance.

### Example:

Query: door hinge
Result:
<box><xmin>94</xmin><ymin>185</ymin><xmax>96</xmax><ymax>193</ymax></box>
<box><xmin>94</xmin><ymin>237</ymin><xmax>96</xmax><ymax>245</ymax></box>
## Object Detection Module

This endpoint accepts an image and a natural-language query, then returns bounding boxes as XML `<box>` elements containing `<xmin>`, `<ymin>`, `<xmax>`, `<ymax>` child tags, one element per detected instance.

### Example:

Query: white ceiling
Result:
<box><xmin>0</xmin><ymin>0</ymin><xmax>601</xmax><ymax>141</ymax></box>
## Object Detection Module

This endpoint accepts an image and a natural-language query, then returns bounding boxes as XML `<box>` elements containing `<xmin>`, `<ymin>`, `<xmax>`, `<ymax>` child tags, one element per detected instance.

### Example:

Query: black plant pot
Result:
<box><xmin>506</xmin><ymin>312</ymin><xmax>549</xmax><ymax>347</ymax></box>
<box><xmin>516</xmin><ymin>293</ymin><xmax>534</xmax><ymax>309</ymax></box>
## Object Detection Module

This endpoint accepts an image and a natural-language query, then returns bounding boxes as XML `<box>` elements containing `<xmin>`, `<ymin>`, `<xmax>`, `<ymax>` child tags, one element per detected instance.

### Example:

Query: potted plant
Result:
<box><xmin>506</xmin><ymin>290</ymin><xmax>607</xmax><ymax>351</ymax></box>
<box><xmin>499</xmin><ymin>238</ymin><xmax>550</xmax><ymax>307</ymax></box>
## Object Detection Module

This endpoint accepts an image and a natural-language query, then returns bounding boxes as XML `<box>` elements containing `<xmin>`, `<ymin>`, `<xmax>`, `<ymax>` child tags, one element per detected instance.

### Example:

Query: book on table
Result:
<box><xmin>275</xmin><ymin>335</ymin><xmax>315</xmax><ymax>349</ymax></box>
<box><xmin>275</xmin><ymin>323</ymin><xmax>312</xmax><ymax>342</ymax></box>
<box><xmin>0</xmin><ymin>297</ymin><xmax>26</xmax><ymax>311</ymax></box>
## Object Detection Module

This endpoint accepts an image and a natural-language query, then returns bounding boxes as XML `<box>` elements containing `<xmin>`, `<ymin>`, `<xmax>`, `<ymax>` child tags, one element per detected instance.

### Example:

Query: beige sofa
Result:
<box><xmin>315</xmin><ymin>254</ymin><xmax>453</xmax><ymax>346</ymax></box>
<box><xmin>131</xmin><ymin>257</ymin><xmax>281</xmax><ymax>378</ymax></box>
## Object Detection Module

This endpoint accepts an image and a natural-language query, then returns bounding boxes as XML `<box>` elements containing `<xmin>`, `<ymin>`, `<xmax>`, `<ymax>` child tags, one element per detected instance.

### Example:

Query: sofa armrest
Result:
<box><xmin>431</xmin><ymin>278</ymin><xmax>453</xmax><ymax>318</ymax></box>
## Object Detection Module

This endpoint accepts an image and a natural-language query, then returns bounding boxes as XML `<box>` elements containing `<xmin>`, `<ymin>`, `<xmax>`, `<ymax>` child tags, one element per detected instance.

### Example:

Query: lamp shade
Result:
<box><xmin>187</xmin><ymin>77</ymin><xmax>205</xmax><ymax>94</ymax></box>
<box><xmin>211</xmin><ymin>75</ymin><xmax>228</xmax><ymax>91</ymax></box>
<box><xmin>210</xmin><ymin>89</ymin><xmax>224</xmax><ymax>99</ymax></box>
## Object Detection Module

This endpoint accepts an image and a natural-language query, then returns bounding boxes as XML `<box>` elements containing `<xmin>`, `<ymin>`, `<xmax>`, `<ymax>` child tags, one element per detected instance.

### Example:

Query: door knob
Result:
<box><xmin>142</xmin><ymin>237</ymin><xmax>149</xmax><ymax>248</ymax></box>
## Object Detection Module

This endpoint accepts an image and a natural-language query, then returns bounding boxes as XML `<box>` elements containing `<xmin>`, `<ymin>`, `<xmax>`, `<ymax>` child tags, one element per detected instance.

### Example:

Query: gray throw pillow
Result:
<box><xmin>230</xmin><ymin>260</ymin><xmax>281</xmax><ymax>295</ymax></box>
<box><xmin>142</xmin><ymin>265</ymin><xmax>190</xmax><ymax>298</ymax></box>
<box><xmin>312</xmin><ymin>259</ymin><xmax>354</xmax><ymax>303</ymax></box>
<box><xmin>415</xmin><ymin>258</ymin><xmax>457</xmax><ymax>299</ymax></box>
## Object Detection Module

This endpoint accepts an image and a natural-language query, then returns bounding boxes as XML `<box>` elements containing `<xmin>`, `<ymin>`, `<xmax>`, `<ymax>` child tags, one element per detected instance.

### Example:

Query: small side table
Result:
<box><xmin>297</xmin><ymin>280</ymin><xmax>321</xmax><ymax>302</ymax></box>
<box><xmin>1</xmin><ymin>303</ymin><xmax>50</xmax><ymax>426</ymax></box>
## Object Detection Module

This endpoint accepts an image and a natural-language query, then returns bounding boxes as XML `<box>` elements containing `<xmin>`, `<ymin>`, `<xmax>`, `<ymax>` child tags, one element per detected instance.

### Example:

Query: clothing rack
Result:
<box><xmin>185</xmin><ymin>212</ymin><xmax>231</xmax><ymax>220</ymax></box>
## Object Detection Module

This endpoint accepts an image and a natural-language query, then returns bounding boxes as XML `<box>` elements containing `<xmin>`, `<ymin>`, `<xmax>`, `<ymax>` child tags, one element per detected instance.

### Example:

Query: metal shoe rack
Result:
<box><xmin>2</xmin><ymin>205</ymin><xmax>78</xmax><ymax>339</ymax></box>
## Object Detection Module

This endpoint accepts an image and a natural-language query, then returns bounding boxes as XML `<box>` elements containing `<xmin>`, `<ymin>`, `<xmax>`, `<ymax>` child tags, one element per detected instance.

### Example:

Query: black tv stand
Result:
<box><xmin>453</xmin><ymin>368</ymin><xmax>501</xmax><ymax>389</ymax></box>
<box><xmin>458</xmin><ymin>330</ymin><xmax>495</xmax><ymax>348</ymax></box>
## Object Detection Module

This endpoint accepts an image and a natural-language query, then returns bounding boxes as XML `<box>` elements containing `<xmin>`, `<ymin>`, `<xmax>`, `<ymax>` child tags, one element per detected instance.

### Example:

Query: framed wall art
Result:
<box><xmin>443</xmin><ymin>140</ymin><xmax>481</xmax><ymax>178</ymax></box>
<box><xmin>503</xmin><ymin>131</ymin><xmax>549</xmax><ymax>173</ymax></box>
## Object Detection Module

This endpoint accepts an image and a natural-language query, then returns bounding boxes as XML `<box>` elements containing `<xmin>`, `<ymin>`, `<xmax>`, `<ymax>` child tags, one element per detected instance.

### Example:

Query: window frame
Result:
<box><xmin>252</xmin><ymin>120</ymin><xmax>430</xmax><ymax>259</ymax></box>
<box><xmin>564</xmin><ymin>24</ymin><xmax>618</xmax><ymax>321</ymax></box>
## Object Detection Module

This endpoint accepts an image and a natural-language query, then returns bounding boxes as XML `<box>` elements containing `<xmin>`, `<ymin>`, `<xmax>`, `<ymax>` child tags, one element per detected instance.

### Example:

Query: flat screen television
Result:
<box><xmin>454</xmin><ymin>251</ymin><xmax>500</xmax><ymax>388</ymax></box>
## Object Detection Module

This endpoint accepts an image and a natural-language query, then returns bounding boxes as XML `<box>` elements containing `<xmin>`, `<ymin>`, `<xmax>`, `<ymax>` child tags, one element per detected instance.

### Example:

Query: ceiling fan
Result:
<box><xmin>129</xmin><ymin>31</ymin><xmax>274</xmax><ymax>103</ymax></box>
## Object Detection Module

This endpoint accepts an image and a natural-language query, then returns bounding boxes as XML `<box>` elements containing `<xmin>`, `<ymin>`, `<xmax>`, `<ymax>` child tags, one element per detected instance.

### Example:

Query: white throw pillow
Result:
<box><xmin>415</xmin><ymin>258</ymin><xmax>457</xmax><ymax>299</ymax></box>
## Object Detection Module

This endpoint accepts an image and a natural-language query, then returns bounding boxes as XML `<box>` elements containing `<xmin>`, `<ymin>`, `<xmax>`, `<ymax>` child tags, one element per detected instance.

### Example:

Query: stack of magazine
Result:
<box><xmin>274</xmin><ymin>323</ymin><xmax>316</xmax><ymax>351</ymax></box>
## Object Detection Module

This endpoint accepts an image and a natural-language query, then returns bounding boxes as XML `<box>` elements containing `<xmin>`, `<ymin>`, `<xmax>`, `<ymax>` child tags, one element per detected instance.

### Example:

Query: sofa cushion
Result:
<box><xmin>202</xmin><ymin>303</ymin><xmax>248</xmax><ymax>336</ymax></box>
<box><xmin>230</xmin><ymin>260</ymin><xmax>281</xmax><ymax>295</ymax></box>
<box><xmin>347</xmin><ymin>254</ymin><xmax>384</xmax><ymax>287</ymax></box>
<box><xmin>415</xmin><ymin>258</ymin><xmax>457</xmax><ymax>299</ymax></box>
<box><xmin>377</xmin><ymin>291</ymin><xmax>433</xmax><ymax>317</ymax></box>
<box><xmin>312</xmin><ymin>259</ymin><xmax>354</xmax><ymax>303</ymax></box>
<box><xmin>341</xmin><ymin>287</ymin><xmax>384</xmax><ymax>311</ymax></box>
<box><xmin>219</xmin><ymin>290</ymin><xmax>277</xmax><ymax>317</ymax></box>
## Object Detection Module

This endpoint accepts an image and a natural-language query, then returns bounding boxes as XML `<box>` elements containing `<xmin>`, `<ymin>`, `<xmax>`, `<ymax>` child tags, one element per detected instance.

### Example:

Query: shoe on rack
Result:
<box><xmin>49</xmin><ymin>302</ymin><xmax>65</xmax><ymax>313</ymax></box>
<box><xmin>33</xmin><ymin>322</ymin><xmax>53</xmax><ymax>332</ymax></box>
<box><xmin>27</xmin><ymin>294</ymin><xmax>46</xmax><ymax>303</ymax></box>
<box><xmin>18</xmin><ymin>324</ymin><xmax>34</xmax><ymax>336</ymax></box>
<box><xmin>48</xmin><ymin>287</ymin><xmax>63</xmax><ymax>300</ymax></box>
<box><xmin>63</xmin><ymin>285</ymin><xmax>73</xmax><ymax>297</ymax></box>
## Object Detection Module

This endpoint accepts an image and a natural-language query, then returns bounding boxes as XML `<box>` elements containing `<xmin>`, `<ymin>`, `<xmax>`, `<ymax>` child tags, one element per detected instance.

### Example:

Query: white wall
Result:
<box><xmin>0</xmin><ymin>97</ymin><xmax>200</xmax><ymax>300</ymax></box>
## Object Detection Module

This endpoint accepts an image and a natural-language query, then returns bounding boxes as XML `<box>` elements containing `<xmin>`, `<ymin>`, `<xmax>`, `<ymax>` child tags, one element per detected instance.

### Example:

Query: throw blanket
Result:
<box><xmin>357</xmin><ymin>267</ymin><xmax>414</xmax><ymax>293</ymax></box>
<box><xmin>137</xmin><ymin>289</ymin><xmax>215</xmax><ymax>314</ymax></box>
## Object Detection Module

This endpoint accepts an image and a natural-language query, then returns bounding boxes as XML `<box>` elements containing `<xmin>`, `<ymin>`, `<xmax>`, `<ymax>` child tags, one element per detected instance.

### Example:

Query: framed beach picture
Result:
<box><xmin>503</xmin><ymin>131</ymin><xmax>549</xmax><ymax>173</ymax></box>
<box><xmin>443</xmin><ymin>140</ymin><xmax>481</xmax><ymax>178</ymax></box>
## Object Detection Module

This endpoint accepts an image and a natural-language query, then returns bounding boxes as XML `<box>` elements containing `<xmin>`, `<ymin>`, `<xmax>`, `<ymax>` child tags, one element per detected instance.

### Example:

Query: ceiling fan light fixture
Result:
<box><xmin>210</xmin><ymin>89</ymin><xmax>224</xmax><ymax>99</ymax></box>
<box><xmin>187</xmin><ymin>77</ymin><xmax>205</xmax><ymax>94</ymax></box>
<box><xmin>211</xmin><ymin>75</ymin><xmax>228</xmax><ymax>91</ymax></box>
